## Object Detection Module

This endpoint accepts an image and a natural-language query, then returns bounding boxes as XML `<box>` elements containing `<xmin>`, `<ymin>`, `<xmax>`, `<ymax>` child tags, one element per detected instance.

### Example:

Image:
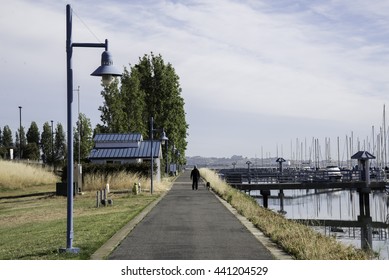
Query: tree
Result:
<box><xmin>2</xmin><ymin>126</ymin><xmax>13</xmax><ymax>159</ymax></box>
<box><xmin>24</xmin><ymin>122</ymin><xmax>40</xmax><ymax>161</ymax></box>
<box><xmin>121</xmin><ymin>67</ymin><xmax>147</xmax><ymax>135</ymax></box>
<box><xmin>15</xmin><ymin>126</ymin><xmax>26</xmax><ymax>159</ymax></box>
<box><xmin>27</xmin><ymin>122</ymin><xmax>40</xmax><ymax>145</ymax></box>
<box><xmin>73</xmin><ymin>113</ymin><xmax>93</xmax><ymax>162</ymax></box>
<box><xmin>138</xmin><ymin>53</ymin><xmax>188</xmax><ymax>166</ymax></box>
<box><xmin>41</xmin><ymin>122</ymin><xmax>52</xmax><ymax>164</ymax></box>
<box><xmin>54</xmin><ymin>123</ymin><xmax>66</xmax><ymax>166</ymax></box>
<box><xmin>98</xmin><ymin>53</ymin><xmax>188</xmax><ymax>165</ymax></box>
<box><xmin>99</xmin><ymin>79</ymin><xmax>127</xmax><ymax>133</ymax></box>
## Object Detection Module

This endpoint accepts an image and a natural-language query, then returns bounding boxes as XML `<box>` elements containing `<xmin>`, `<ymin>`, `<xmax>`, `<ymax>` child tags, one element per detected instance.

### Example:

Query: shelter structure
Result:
<box><xmin>88</xmin><ymin>133</ymin><xmax>163</xmax><ymax>181</ymax></box>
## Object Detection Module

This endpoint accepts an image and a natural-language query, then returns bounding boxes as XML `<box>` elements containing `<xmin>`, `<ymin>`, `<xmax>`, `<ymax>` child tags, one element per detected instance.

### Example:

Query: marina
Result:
<box><xmin>253</xmin><ymin>188</ymin><xmax>389</xmax><ymax>260</ymax></box>
<box><xmin>219</xmin><ymin>155</ymin><xmax>389</xmax><ymax>259</ymax></box>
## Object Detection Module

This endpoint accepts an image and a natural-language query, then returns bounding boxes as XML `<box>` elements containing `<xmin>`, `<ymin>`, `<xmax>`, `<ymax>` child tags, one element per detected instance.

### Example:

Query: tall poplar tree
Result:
<box><xmin>41</xmin><ymin>122</ymin><xmax>51</xmax><ymax>163</ymax></box>
<box><xmin>99</xmin><ymin>79</ymin><xmax>127</xmax><ymax>133</ymax></box>
<box><xmin>2</xmin><ymin>126</ymin><xmax>13</xmax><ymax>159</ymax></box>
<box><xmin>54</xmin><ymin>123</ymin><xmax>66</xmax><ymax>166</ymax></box>
<box><xmin>25</xmin><ymin>122</ymin><xmax>40</xmax><ymax>160</ymax></box>
<box><xmin>121</xmin><ymin>67</ymin><xmax>147</xmax><ymax>135</ymax></box>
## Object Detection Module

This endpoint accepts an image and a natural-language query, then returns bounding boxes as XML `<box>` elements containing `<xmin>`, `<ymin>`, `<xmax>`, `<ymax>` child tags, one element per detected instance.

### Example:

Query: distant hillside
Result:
<box><xmin>185</xmin><ymin>155</ymin><xmax>279</xmax><ymax>169</ymax></box>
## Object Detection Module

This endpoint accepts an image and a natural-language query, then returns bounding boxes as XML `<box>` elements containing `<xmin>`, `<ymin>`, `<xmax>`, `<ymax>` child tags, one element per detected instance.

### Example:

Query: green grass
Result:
<box><xmin>0</xmin><ymin>188</ymin><xmax>159</xmax><ymax>259</ymax></box>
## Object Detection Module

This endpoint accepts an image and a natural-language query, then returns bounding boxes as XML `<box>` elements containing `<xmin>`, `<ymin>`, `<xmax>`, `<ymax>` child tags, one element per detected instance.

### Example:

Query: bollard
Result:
<box><xmin>100</xmin><ymin>189</ymin><xmax>105</xmax><ymax>206</ymax></box>
<box><xmin>102</xmin><ymin>188</ymin><xmax>107</xmax><ymax>206</ymax></box>
<box><xmin>96</xmin><ymin>191</ymin><xmax>100</xmax><ymax>208</ymax></box>
<box><xmin>260</xmin><ymin>190</ymin><xmax>271</xmax><ymax>208</ymax></box>
<box><xmin>132</xmin><ymin>183</ymin><xmax>138</xmax><ymax>195</ymax></box>
<box><xmin>278</xmin><ymin>189</ymin><xmax>286</xmax><ymax>214</ymax></box>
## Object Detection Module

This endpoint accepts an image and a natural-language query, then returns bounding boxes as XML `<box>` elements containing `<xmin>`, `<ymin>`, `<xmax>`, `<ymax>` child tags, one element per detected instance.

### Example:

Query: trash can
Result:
<box><xmin>56</xmin><ymin>182</ymin><xmax>77</xmax><ymax>196</ymax></box>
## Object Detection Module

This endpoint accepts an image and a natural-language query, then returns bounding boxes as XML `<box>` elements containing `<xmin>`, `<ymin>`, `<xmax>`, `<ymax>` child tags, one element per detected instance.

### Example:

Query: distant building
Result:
<box><xmin>88</xmin><ymin>133</ymin><xmax>163</xmax><ymax>181</ymax></box>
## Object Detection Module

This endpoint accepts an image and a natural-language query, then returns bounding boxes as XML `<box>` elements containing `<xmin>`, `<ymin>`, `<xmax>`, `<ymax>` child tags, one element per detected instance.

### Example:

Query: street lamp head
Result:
<box><xmin>160</xmin><ymin>130</ymin><xmax>168</xmax><ymax>145</ymax></box>
<box><xmin>91</xmin><ymin>50</ymin><xmax>122</xmax><ymax>86</ymax></box>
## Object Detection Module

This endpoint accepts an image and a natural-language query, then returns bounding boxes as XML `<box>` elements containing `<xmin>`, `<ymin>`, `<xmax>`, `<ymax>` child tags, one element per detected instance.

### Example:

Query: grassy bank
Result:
<box><xmin>200</xmin><ymin>168</ymin><xmax>373</xmax><ymax>260</ymax></box>
<box><xmin>0</xmin><ymin>160</ymin><xmax>172</xmax><ymax>259</ymax></box>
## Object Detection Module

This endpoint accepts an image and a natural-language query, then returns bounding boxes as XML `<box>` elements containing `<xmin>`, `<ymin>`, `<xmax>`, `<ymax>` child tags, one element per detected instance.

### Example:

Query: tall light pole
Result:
<box><xmin>62</xmin><ymin>4</ymin><xmax>122</xmax><ymax>254</ymax></box>
<box><xmin>51</xmin><ymin>120</ymin><xmax>54</xmax><ymax>163</ymax></box>
<box><xmin>18</xmin><ymin>106</ymin><xmax>22</xmax><ymax>160</ymax></box>
<box><xmin>246</xmin><ymin>160</ymin><xmax>252</xmax><ymax>184</ymax></box>
<box><xmin>150</xmin><ymin>117</ymin><xmax>168</xmax><ymax>194</ymax></box>
<box><xmin>75</xmin><ymin>86</ymin><xmax>81</xmax><ymax>164</ymax></box>
<box><xmin>165</xmin><ymin>133</ymin><xmax>169</xmax><ymax>176</ymax></box>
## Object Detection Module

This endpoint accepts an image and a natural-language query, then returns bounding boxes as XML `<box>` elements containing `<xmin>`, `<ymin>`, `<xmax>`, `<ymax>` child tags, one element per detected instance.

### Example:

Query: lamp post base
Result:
<box><xmin>59</xmin><ymin>247</ymin><xmax>80</xmax><ymax>254</ymax></box>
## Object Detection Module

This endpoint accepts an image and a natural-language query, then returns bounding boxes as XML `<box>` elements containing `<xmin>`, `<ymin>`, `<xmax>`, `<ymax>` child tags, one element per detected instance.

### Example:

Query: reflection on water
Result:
<box><xmin>253</xmin><ymin>189</ymin><xmax>389</xmax><ymax>259</ymax></box>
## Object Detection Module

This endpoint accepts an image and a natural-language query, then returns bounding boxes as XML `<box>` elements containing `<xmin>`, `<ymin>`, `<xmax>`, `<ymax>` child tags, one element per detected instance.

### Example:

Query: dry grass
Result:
<box><xmin>83</xmin><ymin>171</ymin><xmax>172</xmax><ymax>193</ymax></box>
<box><xmin>0</xmin><ymin>160</ymin><xmax>58</xmax><ymax>190</ymax></box>
<box><xmin>200</xmin><ymin>168</ymin><xmax>372</xmax><ymax>260</ymax></box>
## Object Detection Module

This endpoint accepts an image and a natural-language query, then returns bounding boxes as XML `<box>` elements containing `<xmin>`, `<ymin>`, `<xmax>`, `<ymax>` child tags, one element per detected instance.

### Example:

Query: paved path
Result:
<box><xmin>106</xmin><ymin>171</ymin><xmax>286</xmax><ymax>260</ymax></box>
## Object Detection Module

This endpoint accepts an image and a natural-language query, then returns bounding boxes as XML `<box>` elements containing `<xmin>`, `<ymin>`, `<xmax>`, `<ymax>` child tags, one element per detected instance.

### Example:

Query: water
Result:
<box><xmin>253</xmin><ymin>189</ymin><xmax>389</xmax><ymax>259</ymax></box>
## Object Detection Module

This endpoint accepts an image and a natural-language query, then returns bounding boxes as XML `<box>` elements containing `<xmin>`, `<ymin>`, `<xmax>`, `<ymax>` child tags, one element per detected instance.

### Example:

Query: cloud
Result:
<box><xmin>2</xmin><ymin>0</ymin><xmax>389</xmax><ymax>158</ymax></box>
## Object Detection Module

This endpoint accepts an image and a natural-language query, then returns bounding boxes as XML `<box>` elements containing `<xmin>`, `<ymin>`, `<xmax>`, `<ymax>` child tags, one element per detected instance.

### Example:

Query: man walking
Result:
<box><xmin>190</xmin><ymin>165</ymin><xmax>200</xmax><ymax>190</ymax></box>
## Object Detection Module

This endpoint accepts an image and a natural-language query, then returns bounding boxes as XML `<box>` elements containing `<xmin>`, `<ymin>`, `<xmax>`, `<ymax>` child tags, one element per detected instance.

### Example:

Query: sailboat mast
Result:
<box><xmin>383</xmin><ymin>104</ymin><xmax>387</xmax><ymax>167</ymax></box>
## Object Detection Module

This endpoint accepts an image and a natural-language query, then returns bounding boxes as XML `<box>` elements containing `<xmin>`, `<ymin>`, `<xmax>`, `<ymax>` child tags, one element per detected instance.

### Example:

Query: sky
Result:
<box><xmin>2</xmin><ymin>0</ymin><xmax>389</xmax><ymax>159</ymax></box>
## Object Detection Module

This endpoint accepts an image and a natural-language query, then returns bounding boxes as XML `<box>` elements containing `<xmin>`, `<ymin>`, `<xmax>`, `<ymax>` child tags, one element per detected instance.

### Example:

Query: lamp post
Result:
<box><xmin>176</xmin><ymin>149</ymin><xmax>181</xmax><ymax>174</ymax></box>
<box><xmin>62</xmin><ymin>4</ymin><xmax>122</xmax><ymax>254</ymax></box>
<box><xmin>165</xmin><ymin>135</ymin><xmax>169</xmax><ymax>176</ymax></box>
<box><xmin>176</xmin><ymin>149</ymin><xmax>181</xmax><ymax>173</ymax></box>
<box><xmin>246</xmin><ymin>160</ymin><xmax>252</xmax><ymax>184</ymax></box>
<box><xmin>150</xmin><ymin>116</ymin><xmax>168</xmax><ymax>194</ymax></box>
<box><xmin>75</xmin><ymin>86</ymin><xmax>81</xmax><ymax>164</ymax></box>
<box><xmin>18</xmin><ymin>106</ymin><xmax>22</xmax><ymax>160</ymax></box>
<box><xmin>51</xmin><ymin>120</ymin><xmax>54</xmax><ymax>163</ymax></box>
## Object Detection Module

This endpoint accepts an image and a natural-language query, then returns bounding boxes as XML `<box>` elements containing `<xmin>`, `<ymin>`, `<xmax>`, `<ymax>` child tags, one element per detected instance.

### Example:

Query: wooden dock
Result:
<box><xmin>229</xmin><ymin>181</ymin><xmax>387</xmax><ymax>192</ymax></box>
<box><xmin>292</xmin><ymin>219</ymin><xmax>389</xmax><ymax>229</ymax></box>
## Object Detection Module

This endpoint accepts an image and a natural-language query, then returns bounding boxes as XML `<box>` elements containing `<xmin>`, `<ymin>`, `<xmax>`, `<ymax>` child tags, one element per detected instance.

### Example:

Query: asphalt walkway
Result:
<box><xmin>96</xmin><ymin>171</ymin><xmax>290</xmax><ymax>260</ymax></box>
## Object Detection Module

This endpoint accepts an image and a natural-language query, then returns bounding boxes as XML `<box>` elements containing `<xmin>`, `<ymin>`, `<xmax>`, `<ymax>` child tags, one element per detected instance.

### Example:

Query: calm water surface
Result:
<box><xmin>254</xmin><ymin>189</ymin><xmax>389</xmax><ymax>259</ymax></box>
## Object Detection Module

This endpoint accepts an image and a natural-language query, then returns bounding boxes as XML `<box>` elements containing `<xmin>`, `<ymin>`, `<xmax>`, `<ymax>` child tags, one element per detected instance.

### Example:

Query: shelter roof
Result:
<box><xmin>351</xmin><ymin>151</ymin><xmax>376</xmax><ymax>160</ymax></box>
<box><xmin>89</xmin><ymin>140</ymin><xmax>161</xmax><ymax>159</ymax></box>
<box><xmin>93</xmin><ymin>133</ymin><xmax>143</xmax><ymax>142</ymax></box>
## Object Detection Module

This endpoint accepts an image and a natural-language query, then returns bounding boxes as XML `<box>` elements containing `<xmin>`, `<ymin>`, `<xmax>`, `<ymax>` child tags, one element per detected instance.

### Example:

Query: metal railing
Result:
<box><xmin>220</xmin><ymin>168</ymin><xmax>388</xmax><ymax>185</ymax></box>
